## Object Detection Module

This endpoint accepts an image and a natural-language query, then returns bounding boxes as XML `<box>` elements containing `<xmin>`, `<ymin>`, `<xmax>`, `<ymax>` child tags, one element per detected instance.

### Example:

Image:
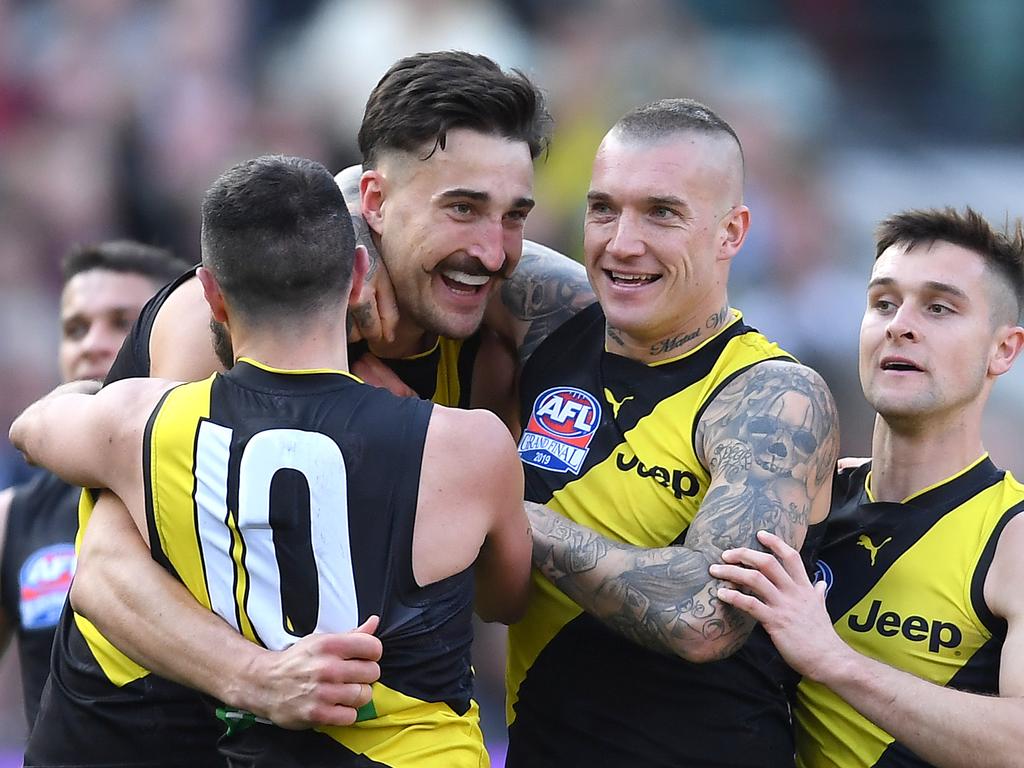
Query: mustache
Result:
<box><xmin>435</xmin><ymin>255</ymin><xmax>511</xmax><ymax>279</ymax></box>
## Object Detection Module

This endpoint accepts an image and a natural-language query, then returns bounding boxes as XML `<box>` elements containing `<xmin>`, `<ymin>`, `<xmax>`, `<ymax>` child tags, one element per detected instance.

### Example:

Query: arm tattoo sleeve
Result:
<box><xmin>525</xmin><ymin>361</ymin><xmax>839</xmax><ymax>661</ymax></box>
<box><xmin>500</xmin><ymin>241</ymin><xmax>595</xmax><ymax>364</ymax></box>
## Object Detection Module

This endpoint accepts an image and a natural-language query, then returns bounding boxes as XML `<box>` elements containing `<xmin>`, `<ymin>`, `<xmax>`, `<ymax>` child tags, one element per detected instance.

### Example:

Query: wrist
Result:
<box><xmin>219</xmin><ymin>644</ymin><xmax>268</xmax><ymax>714</ymax></box>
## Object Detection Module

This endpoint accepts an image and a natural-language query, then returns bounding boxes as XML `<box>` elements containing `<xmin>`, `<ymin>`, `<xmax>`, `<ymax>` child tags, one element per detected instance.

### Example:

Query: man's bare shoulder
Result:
<box><xmin>150</xmin><ymin>274</ymin><xmax>223</xmax><ymax>381</ymax></box>
<box><xmin>985</xmin><ymin>510</ymin><xmax>1024</xmax><ymax>623</ymax></box>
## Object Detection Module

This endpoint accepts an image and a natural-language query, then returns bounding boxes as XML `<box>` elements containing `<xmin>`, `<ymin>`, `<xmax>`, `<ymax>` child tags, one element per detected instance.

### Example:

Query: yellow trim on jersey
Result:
<box><xmin>864</xmin><ymin>453</ymin><xmax>990</xmax><ymax>504</ymax></box>
<box><xmin>400</xmin><ymin>338</ymin><xmax>441</xmax><ymax>361</ymax></box>
<box><xmin>432</xmin><ymin>338</ymin><xmax>465</xmax><ymax>408</ymax></box>
<box><xmin>323</xmin><ymin>683</ymin><xmax>487</xmax><ymax>767</ymax></box>
<box><xmin>647</xmin><ymin>309</ymin><xmax>743</xmax><ymax>367</ymax></box>
<box><xmin>73</xmin><ymin>488</ymin><xmax>150</xmax><ymax>685</ymax></box>
<box><xmin>236</xmin><ymin>356</ymin><xmax>361</xmax><ymax>381</ymax></box>
<box><xmin>507</xmin><ymin>325</ymin><xmax>791</xmax><ymax>721</ymax></box>
<box><xmin>148</xmin><ymin>379</ymin><xmax>215</xmax><ymax>612</ymax></box>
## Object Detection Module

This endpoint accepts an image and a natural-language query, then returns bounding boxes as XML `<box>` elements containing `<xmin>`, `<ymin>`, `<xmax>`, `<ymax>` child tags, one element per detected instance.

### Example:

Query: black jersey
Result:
<box><xmin>0</xmin><ymin>471</ymin><xmax>78</xmax><ymax>725</ymax></box>
<box><xmin>507</xmin><ymin>302</ymin><xmax>799</xmax><ymax>768</ymax></box>
<box><xmin>795</xmin><ymin>458</ymin><xmax>1024</xmax><ymax>767</ymax></box>
<box><xmin>145</xmin><ymin>359</ymin><xmax>483</xmax><ymax>767</ymax></box>
<box><xmin>25</xmin><ymin>266</ymin><xmax>226</xmax><ymax>768</ymax></box>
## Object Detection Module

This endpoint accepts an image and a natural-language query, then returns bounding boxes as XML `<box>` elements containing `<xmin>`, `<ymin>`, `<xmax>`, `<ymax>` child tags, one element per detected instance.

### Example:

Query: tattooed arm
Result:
<box><xmin>528</xmin><ymin>360</ymin><xmax>839</xmax><ymax>661</ymax></box>
<box><xmin>487</xmin><ymin>241</ymin><xmax>596</xmax><ymax>364</ymax></box>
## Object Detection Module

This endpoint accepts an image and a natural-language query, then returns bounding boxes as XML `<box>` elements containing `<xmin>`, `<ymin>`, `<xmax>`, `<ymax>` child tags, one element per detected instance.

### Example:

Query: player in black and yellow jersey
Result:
<box><xmin>0</xmin><ymin>241</ymin><xmax>181</xmax><ymax>730</ymax></box>
<box><xmin>54</xmin><ymin>51</ymin><xmax>592</xmax><ymax>752</ymax></box>
<box><xmin>507</xmin><ymin>99</ymin><xmax>840</xmax><ymax>767</ymax></box>
<box><xmin>714</xmin><ymin>208</ymin><xmax>1024</xmax><ymax>767</ymax></box>
<box><xmin>12</xmin><ymin>155</ymin><xmax>531</xmax><ymax>767</ymax></box>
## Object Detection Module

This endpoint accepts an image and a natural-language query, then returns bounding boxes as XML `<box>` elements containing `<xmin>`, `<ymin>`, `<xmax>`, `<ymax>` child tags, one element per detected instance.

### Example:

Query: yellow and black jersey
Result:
<box><xmin>796</xmin><ymin>457</ymin><xmax>1024</xmax><ymax>768</ymax></box>
<box><xmin>507</xmin><ymin>302</ymin><xmax>799</xmax><ymax>768</ymax></box>
<box><xmin>351</xmin><ymin>332</ymin><xmax>481</xmax><ymax>409</ymax></box>
<box><xmin>143</xmin><ymin>358</ymin><xmax>483</xmax><ymax>768</ymax></box>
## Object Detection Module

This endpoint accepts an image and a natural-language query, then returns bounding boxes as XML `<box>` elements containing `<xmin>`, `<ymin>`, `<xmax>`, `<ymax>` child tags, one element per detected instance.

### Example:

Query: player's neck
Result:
<box><xmin>231</xmin><ymin>319</ymin><xmax>351</xmax><ymax>373</ymax></box>
<box><xmin>868</xmin><ymin>411</ymin><xmax>986</xmax><ymax>502</ymax></box>
<box><xmin>368</xmin><ymin>316</ymin><xmax>438</xmax><ymax>360</ymax></box>
<box><xmin>605</xmin><ymin>302</ymin><xmax>733</xmax><ymax>365</ymax></box>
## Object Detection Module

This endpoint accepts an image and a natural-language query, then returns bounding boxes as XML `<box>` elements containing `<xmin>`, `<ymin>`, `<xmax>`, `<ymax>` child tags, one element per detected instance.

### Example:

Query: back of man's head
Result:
<box><xmin>358</xmin><ymin>50</ymin><xmax>553</xmax><ymax>168</ymax></box>
<box><xmin>61</xmin><ymin>240</ymin><xmax>184</xmax><ymax>290</ymax></box>
<box><xmin>200</xmin><ymin>155</ymin><xmax>355</xmax><ymax>324</ymax></box>
<box><xmin>875</xmin><ymin>207</ymin><xmax>1024</xmax><ymax>324</ymax></box>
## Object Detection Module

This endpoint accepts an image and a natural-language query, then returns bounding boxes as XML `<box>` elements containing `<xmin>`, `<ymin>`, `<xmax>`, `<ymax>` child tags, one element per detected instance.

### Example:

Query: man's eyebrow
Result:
<box><xmin>438</xmin><ymin>188</ymin><xmax>535</xmax><ymax>210</ymax></box>
<box><xmin>867</xmin><ymin>276</ymin><xmax>969</xmax><ymax>300</ymax></box>
<box><xmin>646</xmin><ymin>195</ymin><xmax>691</xmax><ymax>213</ymax></box>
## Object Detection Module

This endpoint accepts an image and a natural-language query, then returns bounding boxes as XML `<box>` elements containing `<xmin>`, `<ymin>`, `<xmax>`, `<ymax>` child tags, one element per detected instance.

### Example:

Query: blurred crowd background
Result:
<box><xmin>2</xmin><ymin>0</ymin><xmax>1023</xmax><ymax>760</ymax></box>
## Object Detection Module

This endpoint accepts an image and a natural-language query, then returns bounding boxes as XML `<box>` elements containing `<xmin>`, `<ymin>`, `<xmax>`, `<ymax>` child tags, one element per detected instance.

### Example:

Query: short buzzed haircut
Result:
<box><xmin>875</xmin><ymin>207</ymin><xmax>1024</xmax><ymax>323</ymax></box>
<box><xmin>61</xmin><ymin>240</ymin><xmax>184</xmax><ymax>289</ymax></box>
<box><xmin>612</xmin><ymin>98</ymin><xmax>743</xmax><ymax>160</ymax></box>
<box><xmin>200</xmin><ymin>155</ymin><xmax>356</xmax><ymax>323</ymax></box>
<box><xmin>358</xmin><ymin>50</ymin><xmax>553</xmax><ymax>168</ymax></box>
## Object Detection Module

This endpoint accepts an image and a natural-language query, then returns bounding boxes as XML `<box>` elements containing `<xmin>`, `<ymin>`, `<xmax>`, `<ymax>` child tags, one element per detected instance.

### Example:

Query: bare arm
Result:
<box><xmin>0</xmin><ymin>488</ymin><xmax>14</xmax><ymax>655</ymax></box>
<box><xmin>489</xmin><ymin>240</ymin><xmax>595</xmax><ymax>364</ymax></box>
<box><xmin>716</xmin><ymin>521</ymin><xmax>1024</xmax><ymax>768</ymax></box>
<box><xmin>416</xmin><ymin>408</ymin><xmax>530</xmax><ymax>624</ymax></box>
<box><xmin>71</xmin><ymin>492</ymin><xmax>381</xmax><ymax>728</ymax></box>
<box><xmin>149</xmin><ymin>274</ymin><xmax>226</xmax><ymax>380</ymax></box>
<box><xmin>528</xmin><ymin>361</ymin><xmax>838</xmax><ymax>661</ymax></box>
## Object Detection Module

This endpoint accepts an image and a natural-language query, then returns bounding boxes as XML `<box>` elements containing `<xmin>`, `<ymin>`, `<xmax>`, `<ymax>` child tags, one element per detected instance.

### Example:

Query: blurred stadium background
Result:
<box><xmin>2</xmin><ymin>0</ymin><xmax>1022</xmax><ymax>762</ymax></box>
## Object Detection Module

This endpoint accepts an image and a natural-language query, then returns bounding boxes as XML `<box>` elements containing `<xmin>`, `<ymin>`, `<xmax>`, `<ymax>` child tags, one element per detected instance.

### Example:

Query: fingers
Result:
<box><xmin>716</xmin><ymin>587</ymin><xmax>767</xmax><ymax>623</ymax></box>
<box><xmin>709</xmin><ymin>562</ymin><xmax>777</xmax><ymax>602</ymax></box>
<box><xmin>718</xmin><ymin>544</ymin><xmax>789</xmax><ymax>589</ymax></box>
<box><xmin>355</xmin><ymin>614</ymin><xmax>380</xmax><ymax>635</ymax></box>
<box><xmin>374</xmin><ymin>269</ymin><xmax>399</xmax><ymax>345</ymax></box>
<box><xmin>754</xmin><ymin>530</ymin><xmax>811</xmax><ymax>583</ymax></box>
<box><xmin>315</xmin><ymin>632</ymin><xmax>383</xmax><ymax>664</ymax></box>
<box><xmin>837</xmin><ymin>455</ymin><xmax>869</xmax><ymax>471</ymax></box>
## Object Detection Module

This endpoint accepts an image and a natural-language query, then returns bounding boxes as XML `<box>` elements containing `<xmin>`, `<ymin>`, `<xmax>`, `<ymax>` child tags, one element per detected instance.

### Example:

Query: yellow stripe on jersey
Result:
<box><xmin>73</xmin><ymin>485</ymin><xmax>149</xmax><ymax>685</ymax></box>
<box><xmin>432</xmin><ymin>337</ymin><xmax>464</xmax><ymax>408</ymax></box>
<box><xmin>322</xmin><ymin>683</ymin><xmax>487</xmax><ymax>767</ymax></box>
<box><xmin>795</xmin><ymin>468</ymin><xmax>1024</xmax><ymax>767</ymax></box>
<box><xmin>225</xmin><ymin>508</ymin><xmax>256</xmax><ymax>642</ymax></box>
<box><xmin>506</xmin><ymin>321</ymin><xmax>792</xmax><ymax>720</ymax></box>
<box><xmin>148</xmin><ymin>377</ymin><xmax>215</xmax><ymax>611</ymax></box>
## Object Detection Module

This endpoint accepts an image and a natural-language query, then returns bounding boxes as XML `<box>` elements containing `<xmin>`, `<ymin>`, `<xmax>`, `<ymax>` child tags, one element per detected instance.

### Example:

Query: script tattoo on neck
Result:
<box><xmin>501</xmin><ymin>243</ymin><xmax>595</xmax><ymax>363</ymax></box>
<box><xmin>647</xmin><ymin>306</ymin><xmax>729</xmax><ymax>357</ymax></box>
<box><xmin>607</xmin><ymin>325</ymin><xmax>626</xmax><ymax>347</ymax></box>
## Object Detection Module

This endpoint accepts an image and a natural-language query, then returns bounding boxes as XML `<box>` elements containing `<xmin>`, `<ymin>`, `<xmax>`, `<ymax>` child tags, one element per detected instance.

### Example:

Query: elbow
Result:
<box><xmin>8</xmin><ymin>414</ymin><xmax>31</xmax><ymax>458</ymax></box>
<box><xmin>475</xmin><ymin>592</ymin><xmax>528</xmax><ymax>625</ymax></box>
<box><xmin>675</xmin><ymin>626</ymin><xmax>753</xmax><ymax>664</ymax></box>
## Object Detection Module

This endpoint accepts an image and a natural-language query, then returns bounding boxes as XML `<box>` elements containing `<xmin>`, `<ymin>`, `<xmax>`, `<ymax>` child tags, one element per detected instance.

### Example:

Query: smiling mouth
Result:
<box><xmin>755</xmin><ymin>455</ymin><xmax>792</xmax><ymax>477</ymax></box>
<box><xmin>881</xmin><ymin>361</ymin><xmax>923</xmax><ymax>372</ymax></box>
<box><xmin>606</xmin><ymin>270</ymin><xmax>661</xmax><ymax>287</ymax></box>
<box><xmin>439</xmin><ymin>268</ymin><xmax>490</xmax><ymax>295</ymax></box>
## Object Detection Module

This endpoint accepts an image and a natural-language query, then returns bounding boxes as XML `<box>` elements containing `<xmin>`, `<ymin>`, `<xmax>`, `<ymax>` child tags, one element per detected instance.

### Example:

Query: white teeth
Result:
<box><xmin>610</xmin><ymin>271</ymin><xmax>656</xmax><ymax>283</ymax></box>
<box><xmin>441</xmin><ymin>269</ymin><xmax>489</xmax><ymax>286</ymax></box>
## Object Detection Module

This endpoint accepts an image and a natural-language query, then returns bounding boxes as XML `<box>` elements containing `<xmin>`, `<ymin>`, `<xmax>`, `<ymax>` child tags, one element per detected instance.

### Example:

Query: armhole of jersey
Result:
<box><xmin>969</xmin><ymin>499</ymin><xmax>1024</xmax><ymax>639</ymax></box>
<box><xmin>144</xmin><ymin>386</ymin><xmax>182</xmax><ymax>577</ymax></box>
<box><xmin>390</xmin><ymin>398</ymin><xmax>436</xmax><ymax>597</ymax></box>
<box><xmin>688</xmin><ymin>355</ymin><xmax>797</xmax><ymax>475</ymax></box>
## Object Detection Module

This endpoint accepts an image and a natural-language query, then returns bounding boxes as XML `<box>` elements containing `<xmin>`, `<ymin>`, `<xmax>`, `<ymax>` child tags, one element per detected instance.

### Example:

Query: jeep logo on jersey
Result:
<box><xmin>19</xmin><ymin>543</ymin><xmax>76</xmax><ymax>630</ymax></box>
<box><xmin>519</xmin><ymin>387</ymin><xmax>602</xmax><ymax>474</ymax></box>
<box><xmin>847</xmin><ymin>599</ymin><xmax>962</xmax><ymax>653</ymax></box>
<box><xmin>615</xmin><ymin>452</ymin><xmax>700</xmax><ymax>499</ymax></box>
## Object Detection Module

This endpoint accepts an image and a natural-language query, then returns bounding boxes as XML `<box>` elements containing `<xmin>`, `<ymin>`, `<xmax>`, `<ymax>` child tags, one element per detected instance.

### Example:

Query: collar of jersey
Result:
<box><xmin>398</xmin><ymin>337</ymin><xmax>442</xmax><ymax>361</ymax></box>
<box><xmin>235</xmin><ymin>356</ymin><xmax>362</xmax><ymax>383</ymax></box>
<box><xmin>644</xmin><ymin>308</ymin><xmax>743</xmax><ymax>368</ymax></box>
<box><xmin>864</xmin><ymin>452</ymin><xmax>990</xmax><ymax>504</ymax></box>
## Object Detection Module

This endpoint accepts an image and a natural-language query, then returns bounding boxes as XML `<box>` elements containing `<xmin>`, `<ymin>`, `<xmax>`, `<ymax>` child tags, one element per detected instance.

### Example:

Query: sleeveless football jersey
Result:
<box><xmin>507</xmin><ymin>302</ymin><xmax>799</xmax><ymax>767</ymax></box>
<box><xmin>0</xmin><ymin>471</ymin><xmax>78</xmax><ymax>725</ymax></box>
<box><xmin>144</xmin><ymin>359</ymin><xmax>483</xmax><ymax>767</ymax></box>
<box><xmin>796</xmin><ymin>457</ymin><xmax>1024</xmax><ymax>767</ymax></box>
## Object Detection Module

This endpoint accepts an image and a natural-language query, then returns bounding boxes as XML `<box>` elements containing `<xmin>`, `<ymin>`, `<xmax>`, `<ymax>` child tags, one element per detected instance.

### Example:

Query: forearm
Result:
<box><xmin>10</xmin><ymin>382</ymin><xmax>100</xmax><ymax>472</ymax></box>
<box><xmin>526</xmin><ymin>502</ymin><xmax>752</xmax><ymax>661</ymax></box>
<box><xmin>820</xmin><ymin>648</ymin><xmax>1024</xmax><ymax>768</ymax></box>
<box><xmin>72</xmin><ymin>506</ymin><xmax>275</xmax><ymax>714</ymax></box>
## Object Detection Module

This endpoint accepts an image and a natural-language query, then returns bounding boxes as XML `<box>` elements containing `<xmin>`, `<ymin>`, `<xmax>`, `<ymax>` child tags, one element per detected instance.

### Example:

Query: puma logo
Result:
<box><xmin>604</xmin><ymin>388</ymin><xmax>634</xmax><ymax>419</ymax></box>
<box><xmin>857</xmin><ymin>534</ymin><xmax>892</xmax><ymax>566</ymax></box>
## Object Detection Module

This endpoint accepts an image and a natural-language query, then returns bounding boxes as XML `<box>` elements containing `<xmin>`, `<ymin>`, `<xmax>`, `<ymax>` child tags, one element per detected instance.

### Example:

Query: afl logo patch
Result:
<box><xmin>19</xmin><ymin>543</ymin><xmax>76</xmax><ymax>630</ymax></box>
<box><xmin>812</xmin><ymin>559</ymin><xmax>834</xmax><ymax>597</ymax></box>
<box><xmin>518</xmin><ymin>387</ymin><xmax>602</xmax><ymax>474</ymax></box>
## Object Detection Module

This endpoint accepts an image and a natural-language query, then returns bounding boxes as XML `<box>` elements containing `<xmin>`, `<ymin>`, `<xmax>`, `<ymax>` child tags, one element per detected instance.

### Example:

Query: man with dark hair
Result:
<box><xmin>58</xmin><ymin>51</ymin><xmax>591</xmax><ymax>746</ymax></box>
<box><xmin>0</xmin><ymin>240</ymin><xmax>182</xmax><ymax>728</ymax></box>
<box><xmin>13</xmin><ymin>155</ymin><xmax>531</xmax><ymax>768</ymax></box>
<box><xmin>712</xmin><ymin>207</ymin><xmax>1024</xmax><ymax>768</ymax></box>
<box><xmin>505</xmin><ymin>98</ymin><xmax>839</xmax><ymax>767</ymax></box>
